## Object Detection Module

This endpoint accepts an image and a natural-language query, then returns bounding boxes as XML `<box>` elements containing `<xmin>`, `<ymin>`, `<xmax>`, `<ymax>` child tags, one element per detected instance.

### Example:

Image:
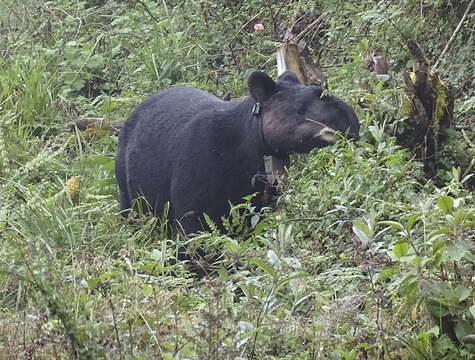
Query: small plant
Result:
<box><xmin>373</xmin><ymin>185</ymin><xmax>475</xmax><ymax>356</ymax></box>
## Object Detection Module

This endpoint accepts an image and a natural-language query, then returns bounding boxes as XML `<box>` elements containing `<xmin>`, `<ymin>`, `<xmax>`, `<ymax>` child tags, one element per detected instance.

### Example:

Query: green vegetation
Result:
<box><xmin>0</xmin><ymin>0</ymin><xmax>473</xmax><ymax>359</ymax></box>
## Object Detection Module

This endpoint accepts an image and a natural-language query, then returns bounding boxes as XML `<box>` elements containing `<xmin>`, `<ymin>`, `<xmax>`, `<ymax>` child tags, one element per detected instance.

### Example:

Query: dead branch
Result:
<box><xmin>294</xmin><ymin>14</ymin><xmax>327</xmax><ymax>43</ymax></box>
<box><xmin>71</xmin><ymin>117</ymin><xmax>123</xmax><ymax>133</ymax></box>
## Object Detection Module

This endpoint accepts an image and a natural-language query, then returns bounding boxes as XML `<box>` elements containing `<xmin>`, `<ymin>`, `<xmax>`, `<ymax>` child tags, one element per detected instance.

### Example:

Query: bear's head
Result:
<box><xmin>248</xmin><ymin>71</ymin><xmax>359</xmax><ymax>155</ymax></box>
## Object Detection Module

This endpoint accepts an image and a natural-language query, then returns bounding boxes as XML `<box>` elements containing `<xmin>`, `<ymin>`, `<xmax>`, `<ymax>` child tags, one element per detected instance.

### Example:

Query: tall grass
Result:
<box><xmin>0</xmin><ymin>59</ymin><xmax>60</xmax><ymax>175</ymax></box>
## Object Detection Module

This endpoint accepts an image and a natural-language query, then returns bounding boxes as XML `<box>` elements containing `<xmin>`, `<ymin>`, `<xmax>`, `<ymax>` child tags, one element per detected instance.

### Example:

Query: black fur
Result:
<box><xmin>115</xmin><ymin>71</ymin><xmax>359</xmax><ymax>235</ymax></box>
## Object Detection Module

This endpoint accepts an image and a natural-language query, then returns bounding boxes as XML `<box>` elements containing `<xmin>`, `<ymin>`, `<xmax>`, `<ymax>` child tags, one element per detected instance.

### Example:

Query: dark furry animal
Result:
<box><xmin>116</xmin><ymin>71</ymin><xmax>359</xmax><ymax>236</ymax></box>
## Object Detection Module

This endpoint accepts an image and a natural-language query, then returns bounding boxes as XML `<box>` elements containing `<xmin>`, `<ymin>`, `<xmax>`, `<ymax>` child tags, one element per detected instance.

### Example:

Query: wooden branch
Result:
<box><xmin>433</xmin><ymin>0</ymin><xmax>474</xmax><ymax>71</ymax></box>
<box><xmin>71</xmin><ymin>117</ymin><xmax>123</xmax><ymax>132</ymax></box>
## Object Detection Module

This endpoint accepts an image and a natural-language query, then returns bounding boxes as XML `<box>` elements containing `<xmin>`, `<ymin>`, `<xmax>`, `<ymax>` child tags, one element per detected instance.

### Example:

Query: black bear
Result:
<box><xmin>116</xmin><ymin>71</ymin><xmax>359</xmax><ymax>235</ymax></box>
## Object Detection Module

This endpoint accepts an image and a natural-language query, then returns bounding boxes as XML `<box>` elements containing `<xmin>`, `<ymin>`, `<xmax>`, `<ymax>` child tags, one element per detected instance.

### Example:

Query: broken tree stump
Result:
<box><xmin>277</xmin><ymin>13</ymin><xmax>327</xmax><ymax>87</ymax></box>
<box><xmin>398</xmin><ymin>40</ymin><xmax>454</xmax><ymax>177</ymax></box>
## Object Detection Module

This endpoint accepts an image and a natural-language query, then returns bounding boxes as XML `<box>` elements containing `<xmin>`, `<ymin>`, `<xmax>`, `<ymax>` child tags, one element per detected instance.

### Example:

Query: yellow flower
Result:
<box><xmin>65</xmin><ymin>176</ymin><xmax>80</xmax><ymax>205</ymax></box>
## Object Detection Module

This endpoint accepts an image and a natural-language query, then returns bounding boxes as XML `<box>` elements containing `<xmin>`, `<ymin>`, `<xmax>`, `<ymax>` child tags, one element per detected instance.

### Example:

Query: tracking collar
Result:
<box><xmin>252</xmin><ymin>102</ymin><xmax>285</xmax><ymax>158</ymax></box>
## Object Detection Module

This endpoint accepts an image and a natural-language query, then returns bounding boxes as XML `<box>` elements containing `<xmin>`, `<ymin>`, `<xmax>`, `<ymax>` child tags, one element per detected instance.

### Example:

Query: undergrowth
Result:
<box><xmin>0</xmin><ymin>0</ymin><xmax>473</xmax><ymax>359</ymax></box>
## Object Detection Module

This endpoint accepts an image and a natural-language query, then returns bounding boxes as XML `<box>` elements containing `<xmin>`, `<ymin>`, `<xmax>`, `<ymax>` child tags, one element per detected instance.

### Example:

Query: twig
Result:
<box><xmin>249</xmin><ymin>278</ymin><xmax>277</xmax><ymax>360</ymax></box>
<box><xmin>108</xmin><ymin>297</ymin><xmax>123</xmax><ymax>360</ymax></box>
<box><xmin>44</xmin><ymin>4</ymin><xmax>83</xmax><ymax>40</ymax></box>
<box><xmin>294</xmin><ymin>14</ymin><xmax>327</xmax><ymax>43</ymax></box>
<box><xmin>139</xmin><ymin>313</ymin><xmax>163</xmax><ymax>354</ymax></box>
<box><xmin>227</xmin><ymin>10</ymin><xmax>266</xmax><ymax>70</ymax></box>
<box><xmin>265</xmin><ymin>0</ymin><xmax>278</xmax><ymax>37</ymax></box>
<box><xmin>228</xmin><ymin>43</ymin><xmax>240</xmax><ymax>71</ymax></box>
<box><xmin>321</xmin><ymin>63</ymin><xmax>345</xmax><ymax>68</ymax></box>
<box><xmin>433</xmin><ymin>0</ymin><xmax>474</xmax><ymax>71</ymax></box>
<box><xmin>227</xmin><ymin>9</ymin><xmax>265</xmax><ymax>71</ymax></box>
<box><xmin>282</xmin><ymin>217</ymin><xmax>322</xmax><ymax>223</ymax></box>
<box><xmin>420</xmin><ymin>0</ymin><xmax>423</xmax><ymax>21</ymax></box>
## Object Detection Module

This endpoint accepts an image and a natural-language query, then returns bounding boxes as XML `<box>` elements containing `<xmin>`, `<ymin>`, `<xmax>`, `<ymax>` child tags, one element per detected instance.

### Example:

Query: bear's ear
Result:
<box><xmin>278</xmin><ymin>71</ymin><xmax>301</xmax><ymax>84</ymax></box>
<box><xmin>248</xmin><ymin>71</ymin><xmax>277</xmax><ymax>102</ymax></box>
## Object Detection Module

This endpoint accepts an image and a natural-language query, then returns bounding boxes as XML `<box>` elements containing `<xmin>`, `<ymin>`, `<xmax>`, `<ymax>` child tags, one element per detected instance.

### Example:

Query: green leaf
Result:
<box><xmin>250</xmin><ymin>214</ymin><xmax>260</xmax><ymax>228</ymax></box>
<box><xmin>470</xmin><ymin>305</ymin><xmax>475</xmax><ymax>318</ymax></box>
<box><xmin>394</xmin><ymin>241</ymin><xmax>408</xmax><ymax>258</ymax></box>
<box><xmin>142</xmin><ymin>283</ymin><xmax>153</xmax><ymax>296</ymax></box>
<box><xmin>99</xmin><ymin>272</ymin><xmax>112</xmax><ymax>281</ymax></box>
<box><xmin>282</xmin><ymin>256</ymin><xmax>301</xmax><ymax>269</ymax></box>
<box><xmin>454</xmin><ymin>285</ymin><xmax>470</xmax><ymax>302</ymax></box>
<box><xmin>275</xmin><ymin>272</ymin><xmax>309</xmax><ymax>292</ymax></box>
<box><xmin>411</xmin><ymin>256</ymin><xmax>422</xmax><ymax>266</ymax></box>
<box><xmin>378</xmin><ymin>220</ymin><xmax>404</xmax><ymax>231</ymax></box>
<box><xmin>87</xmin><ymin>272</ymin><xmax>112</xmax><ymax>289</ymax></box>
<box><xmin>155</xmin><ymin>19</ymin><xmax>170</xmax><ymax>29</ymax></box>
<box><xmin>71</xmin><ymin>78</ymin><xmax>85</xmax><ymax>91</ymax></box>
<box><xmin>426</xmin><ymin>326</ymin><xmax>440</xmax><ymax>337</ymax></box>
<box><xmin>253</xmin><ymin>220</ymin><xmax>267</xmax><ymax>236</ymax></box>
<box><xmin>87</xmin><ymin>278</ymin><xmax>100</xmax><ymax>289</ymax></box>
<box><xmin>352</xmin><ymin>220</ymin><xmax>372</xmax><ymax>244</ymax></box>
<box><xmin>253</xmin><ymin>258</ymin><xmax>274</xmax><ymax>276</ymax></box>
<box><xmin>455</xmin><ymin>320</ymin><xmax>474</xmax><ymax>343</ymax></box>
<box><xmin>87</xmin><ymin>54</ymin><xmax>105</xmax><ymax>70</ymax></box>
<box><xmin>426</xmin><ymin>299</ymin><xmax>449</xmax><ymax>318</ymax></box>
<box><xmin>267</xmin><ymin>250</ymin><xmax>281</xmax><ymax>271</ymax></box>
<box><xmin>217</xmin><ymin>267</ymin><xmax>230</xmax><ymax>281</ymax></box>
<box><xmin>445</xmin><ymin>241</ymin><xmax>470</xmax><ymax>261</ymax></box>
<box><xmin>151</xmin><ymin>249</ymin><xmax>163</xmax><ymax>261</ymax></box>
<box><xmin>435</xmin><ymin>336</ymin><xmax>453</xmax><ymax>353</ymax></box>
<box><xmin>242</xmin><ymin>193</ymin><xmax>257</xmax><ymax>201</ymax></box>
<box><xmin>81</xmin><ymin>155</ymin><xmax>115</xmax><ymax>170</ymax></box>
<box><xmin>407</xmin><ymin>213</ymin><xmax>421</xmax><ymax>230</ymax></box>
<box><xmin>398</xmin><ymin>275</ymin><xmax>418</xmax><ymax>297</ymax></box>
<box><xmin>453</xmin><ymin>209</ymin><xmax>467</xmax><ymax>226</ymax></box>
<box><xmin>462</xmin><ymin>220</ymin><xmax>475</xmax><ymax>228</ymax></box>
<box><xmin>437</xmin><ymin>195</ymin><xmax>454</xmax><ymax>213</ymax></box>
<box><xmin>376</xmin><ymin>267</ymin><xmax>397</xmax><ymax>282</ymax></box>
<box><xmin>429</xmin><ymin>227</ymin><xmax>451</xmax><ymax>239</ymax></box>
<box><xmin>277</xmin><ymin>223</ymin><xmax>293</xmax><ymax>247</ymax></box>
